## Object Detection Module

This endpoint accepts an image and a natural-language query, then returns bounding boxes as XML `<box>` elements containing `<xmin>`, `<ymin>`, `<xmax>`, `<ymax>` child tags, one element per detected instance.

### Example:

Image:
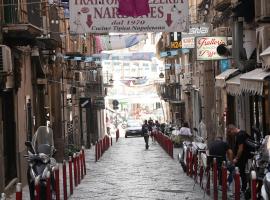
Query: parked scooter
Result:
<box><xmin>178</xmin><ymin>128</ymin><xmax>207</xmax><ymax>172</ymax></box>
<box><xmin>24</xmin><ymin>126</ymin><xmax>57</xmax><ymax>200</ymax></box>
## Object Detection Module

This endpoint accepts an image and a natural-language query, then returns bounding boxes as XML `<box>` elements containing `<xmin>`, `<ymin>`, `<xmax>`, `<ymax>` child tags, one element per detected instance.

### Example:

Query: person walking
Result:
<box><xmin>227</xmin><ymin>124</ymin><xmax>249</xmax><ymax>193</ymax></box>
<box><xmin>142</xmin><ymin>120</ymin><xmax>150</xmax><ymax>149</ymax></box>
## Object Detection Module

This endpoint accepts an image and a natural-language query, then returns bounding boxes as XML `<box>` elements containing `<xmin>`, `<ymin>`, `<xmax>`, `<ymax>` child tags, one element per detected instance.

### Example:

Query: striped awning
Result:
<box><xmin>260</xmin><ymin>46</ymin><xmax>270</xmax><ymax>70</ymax></box>
<box><xmin>226</xmin><ymin>74</ymin><xmax>241</xmax><ymax>96</ymax></box>
<box><xmin>215</xmin><ymin>68</ymin><xmax>239</xmax><ymax>88</ymax></box>
<box><xmin>240</xmin><ymin>68</ymin><xmax>270</xmax><ymax>95</ymax></box>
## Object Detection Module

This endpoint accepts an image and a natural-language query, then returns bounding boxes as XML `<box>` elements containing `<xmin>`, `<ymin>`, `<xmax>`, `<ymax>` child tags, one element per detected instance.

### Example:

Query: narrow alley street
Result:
<box><xmin>70</xmin><ymin>136</ymin><xmax>210</xmax><ymax>200</ymax></box>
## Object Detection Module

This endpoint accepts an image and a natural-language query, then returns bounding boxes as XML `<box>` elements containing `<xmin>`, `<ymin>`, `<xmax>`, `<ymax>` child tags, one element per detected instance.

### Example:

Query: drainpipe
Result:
<box><xmin>27</xmin><ymin>97</ymin><xmax>32</xmax><ymax>141</ymax></box>
<box><xmin>232</xmin><ymin>16</ymin><xmax>244</xmax><ymax>71</ymax></box>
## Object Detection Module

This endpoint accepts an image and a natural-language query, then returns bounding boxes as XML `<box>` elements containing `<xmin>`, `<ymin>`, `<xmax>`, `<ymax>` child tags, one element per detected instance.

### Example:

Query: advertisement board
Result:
<box><xmin>69</xmin><ymin>0</ymin><xmax>189</xmax><ymax>33</ymax></box>
<box><xmin>181</xmin><ymin>23</ymin><xmax>211</xmax><ymax>49</ymax></box>
<box><xmin>196</xmin><ymin>37</ymin><xmax>227</xmax><ymax>60</ymax></box>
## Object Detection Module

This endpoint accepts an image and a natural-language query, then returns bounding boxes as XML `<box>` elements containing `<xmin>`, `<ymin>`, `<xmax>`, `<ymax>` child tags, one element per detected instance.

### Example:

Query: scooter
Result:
<box><xmin>25</xmin><ymin>126</ymin><xmax>57</xmax><ymax>200</ymax></box>
<box><xmin>178</xmin><ymin>128</ymin><xmax>207</xmax><ymax>172</ymax></box>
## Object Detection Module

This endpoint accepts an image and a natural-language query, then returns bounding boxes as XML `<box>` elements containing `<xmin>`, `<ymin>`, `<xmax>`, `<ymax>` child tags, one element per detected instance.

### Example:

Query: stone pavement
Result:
<box><xmin>6</xmin><ymin>136</ymin><xmax>212</xmax><ymax>200</ymax></box>
<box><xmin>70</xmin><ymin>137</ymin><xmax>211</xmax><ymax>200</ymax></box>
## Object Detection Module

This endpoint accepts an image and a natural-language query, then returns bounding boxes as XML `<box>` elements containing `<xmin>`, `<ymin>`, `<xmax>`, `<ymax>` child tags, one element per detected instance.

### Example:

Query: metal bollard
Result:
<box><xmin>63</xmin><ymin>160</ymin><xmax>67</xmax><ymax>200</ymax></box>
<box><xmin>16</xmin><ymin>183</ymin><xmax>22</xmax><ymax>200</ymax></box>
<box><xmin>34</xmin><ymin>176</ymin><xmax>40</xmax><ymax>200</ymax></box>
<box><xmin>54</xmin><ymin>164</ymin><xmax>60</xmax><ymax>200</ymax></box>
<box><xmin>98</xmin><ymin>140</ymin><xmax>102</xmax><ymax>159</ymax></box>
<box><xmin>251</xmin><ymin>171</ymin><xmax>257</xmax><ymax>200</ymax></box>
<box><xmin>111</xmin><ymin>137</ymin><xmax>113</xmax><ymax>146</ymax></box>
<box><xmin>213</xmin><ymin>158</ymin><xmax>218</xmax><ymax>200</ymax></box>
<box><xmin>222</xmin><ymin>161</ymin><xmax>227</xmax><ymax>200</ymax></box>
<box><xmin>69</xmin><ymin>156</ymin><xmax>73</xmax><ymax>195</ymax></box>
<box><xmin>46</xmin><ymin>171</ymin><xmax>51</xmax><ymax>200</ymax></box>
<box><xmin>77</xmin><ymin>153</ymin><xmax>81</xmax><ymax>185</ymax></box>
<box><xmin>73</xmin><ymin>153</ymin><xmax>78</xmax><ymax>187</ymax></box>
<box><xmin>234</xmin><ymin>167</ymin><xmax>240</xmax><ymax>200</ymax></box>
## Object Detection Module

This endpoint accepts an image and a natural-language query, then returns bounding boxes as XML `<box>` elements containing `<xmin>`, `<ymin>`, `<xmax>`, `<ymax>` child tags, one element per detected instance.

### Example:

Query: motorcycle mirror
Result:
<box><xmin>25</xmin><ymin>141</ymin><xmax>35</xmax><ymax>154</ymax></box>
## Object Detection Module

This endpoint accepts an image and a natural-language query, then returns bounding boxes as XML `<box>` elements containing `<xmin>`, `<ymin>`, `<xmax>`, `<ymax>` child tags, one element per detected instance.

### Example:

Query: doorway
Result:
<box><xmin>2</xmin><ymin>91</ymin><xmax>17</xmax><ymax>185</ymax></box>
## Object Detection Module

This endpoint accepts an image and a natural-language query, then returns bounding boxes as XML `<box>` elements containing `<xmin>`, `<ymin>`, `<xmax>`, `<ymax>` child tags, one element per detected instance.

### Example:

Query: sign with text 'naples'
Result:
<box><xmin>69</xmin><ymin>0</ymin><xmax>189</xmax><ymax>33</ymax></box>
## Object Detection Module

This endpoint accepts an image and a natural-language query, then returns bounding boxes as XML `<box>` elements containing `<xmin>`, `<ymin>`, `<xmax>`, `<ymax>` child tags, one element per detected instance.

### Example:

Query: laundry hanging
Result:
<box><xmin>118</xmin><ymin>0</ymin><xmax>150</xmax><ymax>17</ymax></box>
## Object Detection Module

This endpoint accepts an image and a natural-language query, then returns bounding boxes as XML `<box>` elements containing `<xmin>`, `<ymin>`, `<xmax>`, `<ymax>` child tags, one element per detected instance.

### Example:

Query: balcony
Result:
<box><xmin>213</xmin><ymin>0</ymin><xmax>231</xmax><ymax>12</ymax></box>
<box><xmin>2</xmin><ymin>0</ymin><xmax>43</xmax><ymax>45</ymax></box>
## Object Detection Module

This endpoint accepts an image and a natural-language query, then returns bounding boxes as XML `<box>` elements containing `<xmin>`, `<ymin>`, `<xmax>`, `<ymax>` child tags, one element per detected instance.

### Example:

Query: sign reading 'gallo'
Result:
<box><xmin>196</xmin><ymin>37</ymin><xmax>227</xmax><ymax>60</ymax></box>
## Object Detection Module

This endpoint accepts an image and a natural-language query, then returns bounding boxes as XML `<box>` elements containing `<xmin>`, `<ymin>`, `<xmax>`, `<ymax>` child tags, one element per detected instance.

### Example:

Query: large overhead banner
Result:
<box><xmin>69</xmin><ymin>0</ymin><xmax>189</xmax><ymax>33</ymax></box>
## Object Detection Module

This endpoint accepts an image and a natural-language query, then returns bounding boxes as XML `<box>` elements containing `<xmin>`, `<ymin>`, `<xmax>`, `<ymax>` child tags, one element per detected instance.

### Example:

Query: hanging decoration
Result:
<box><xmin>95</xmin><ymin>34</ymin><xmax>148</xmax><ymax>52</ymax></box>
<box><xmin>118</xmin><ymin>0</ymin><xmax>150</xmax><ymax>17</ymax></box>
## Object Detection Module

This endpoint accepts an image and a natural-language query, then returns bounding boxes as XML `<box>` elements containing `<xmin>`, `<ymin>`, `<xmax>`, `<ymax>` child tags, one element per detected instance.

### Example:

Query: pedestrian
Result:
<box><xmin>148</xmin><ymin>119</ymin><xmax>154</xmax><ymax>142</ymax></box>
<box><xmin>227</xmin><ymin>124</ymin><xmax>250</xmax><ymax>193</ymax></box>
<box><xmin>179</xmin><ymin>122</ymin><xmax>192</xmax><ymax>136</ymax></box>
<box><xmin>142</xmin><ymin>120</ymin><xmax>149</xmax><ymax>149</ymax></box>
<box><xmin>208</xmin><ymin>136</ymin><xmax>233</xmax><ymax>186</ymax></box>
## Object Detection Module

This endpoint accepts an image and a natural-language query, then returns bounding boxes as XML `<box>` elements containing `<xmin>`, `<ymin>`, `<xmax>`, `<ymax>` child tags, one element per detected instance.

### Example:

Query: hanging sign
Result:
<box><xmin>69</xmin><ymin>0</ymin><xmax>189</xmax><ymax>33</ymax></box>
<box><xmin>196</xmin><ymin>37</ymin><xmax>227</xmax><ymax>60</ymax></box>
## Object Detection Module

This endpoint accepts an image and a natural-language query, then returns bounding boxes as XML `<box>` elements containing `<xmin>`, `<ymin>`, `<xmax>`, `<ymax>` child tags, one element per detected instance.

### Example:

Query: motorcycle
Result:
<box><xmin>24</xmin><ymin>126</ymin><xmax>57</xmax><ymax>200</ymax></box>
<box><xmin>254</xmin><ymin>135</ymin><xmax>270</xmax><ymax>200</ymax></box>
<box><xmin>178</xmin><ymin>128</ymin><xmax>207</xmax><ymax>172</ymax></box>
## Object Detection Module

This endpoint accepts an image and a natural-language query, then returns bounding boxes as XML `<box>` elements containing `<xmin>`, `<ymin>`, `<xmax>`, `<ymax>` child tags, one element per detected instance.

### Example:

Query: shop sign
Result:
<box><xmin>196</xmin><ymin>37</ymin><xmax>227</xmax><ymax>60</ymax></box>
<box><xmin>181</xmin><ymin>23</ymin><xmax>210</xmax><ymax>49</ymax></box>
<box><xmin>93</xmin><ymin>97</ymin><xmax>105</xmax><ymax>109</ymax></box>
<box><xmin>69</xmin><ymin>0</ymin><xmax>189</xmax><ymax>33</ymax></box>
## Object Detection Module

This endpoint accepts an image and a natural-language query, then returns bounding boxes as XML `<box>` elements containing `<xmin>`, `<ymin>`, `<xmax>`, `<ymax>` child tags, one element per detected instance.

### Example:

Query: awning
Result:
<box><xmin>215</xmin><ymin>68</ymin><xmax>239</xmax><ymax>88</ymax></box>
<box><xmin>240</xmin><ymin>68</ymin><xmax>270</xmax><ymax>95</ymax></box>
<box><xmin>226</xmin><ymin>74</ymin><xmax>241</xmax><ymax>96</ymax></box>
<box><xmin>260</xmin><ymin>46</ymin><xmax>270</xmax><ymax>70</ymax></box>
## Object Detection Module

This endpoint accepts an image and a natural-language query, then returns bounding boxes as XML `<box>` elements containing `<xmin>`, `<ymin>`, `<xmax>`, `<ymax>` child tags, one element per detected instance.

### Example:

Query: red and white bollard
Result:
<box><xmin>69</xmin><ymin>156</ymin><xmax>73</xmax><ymax>195</ymax></box>
<box><xmin>82</xmin><ymin>146</ymin><xmax>86</xmax><ymax>175</ymax></box>
<box><xmin>80</xmin><ymin>151</ymin><xmax>84</xmax><ymax>179</ymax></box>
<box><xmin>73</xmin><ymin>153</ymin><xmax>78</xmax><ymax>187</ymax></box>
<box><xmin>34</xmin><ymin>176</ymin><xmax>40</xmax><ymax>200</ymax></box>
<box><xmin>95</xmin><ymin>141</ymin><xmax>98</xmax><ymax>162</ymax></box>
<box><xmin>63</xmin><ymin>160</ymin><xmax>67</xmax><ymax>200</ymax></box>
<box><xmin>77</xmin><ymin>153</ymin><xmax>81</xmax><ymax>185</ymax></box>
<box><xmin>251</xmin><ymin>170</ymin><xmax>257</xmax><ymax>200</ymax></box>
<box><xmin>234</xmin><ymin>167</ymin><xmax>241</xmax><ymax>200</ymax></box>
<box><xmin>222</xmin><ymin>161</ymin><xmax>227</xmax><ymax>200</ymax></box>
<box><xmin>54</xmin><ymin>164</ymin><xmax>60</xmax><ymax>200</ymax></box>
<box><xmin>46</xmin><ymin>171</ymin><xmax>51</xmax><ymax>200</ymax></box>
<box><xmin>16</xmin><ymin>183</ymin><xmax>22</xmax><ymax>200</ymax></box>
<box><xmin>213</xmin><ymin>158</ymin><xmax>218</xmax><ymax>200</ymax></box>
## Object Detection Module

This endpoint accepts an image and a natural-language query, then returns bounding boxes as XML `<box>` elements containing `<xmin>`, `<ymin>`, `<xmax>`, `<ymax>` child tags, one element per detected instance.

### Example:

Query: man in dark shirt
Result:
<box><xmin>208</xmin><ymin>136</ymin><xmax>233</xmax><ymax>185</ymax></box>
<box><xmin>227</xmin><ymin>124</ymin><xmax>249</xmax><ymax>192</ymax></box>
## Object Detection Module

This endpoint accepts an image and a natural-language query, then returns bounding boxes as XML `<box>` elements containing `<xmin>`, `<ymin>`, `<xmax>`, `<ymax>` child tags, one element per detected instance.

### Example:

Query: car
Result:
<box><xmin>125</xmin><ymin>120</ymin><xmax>143</xmax><ymax>138</ymax></box>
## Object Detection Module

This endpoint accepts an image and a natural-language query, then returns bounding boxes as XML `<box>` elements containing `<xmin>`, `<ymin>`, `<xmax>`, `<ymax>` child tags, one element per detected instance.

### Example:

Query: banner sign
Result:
<box><xmin>196</xmin><ymin>37</ymin><xmax>227</xmax><ymax>60</ymax></box>
<box><xmin>69</xmin><ymin>0</ymin><xmax>189</xmax><ymax>33</ymax></box>
<box><xmin>181</xmin><ymin>23</ymin><xmax>210</xmax><ymax>49</ymax></box>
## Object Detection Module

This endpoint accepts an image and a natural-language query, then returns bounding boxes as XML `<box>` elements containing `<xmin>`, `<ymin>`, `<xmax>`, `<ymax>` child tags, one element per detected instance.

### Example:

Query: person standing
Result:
<box><xmin>208</xmin><ymin>136</ymin><xmax>233</xmax><ymax>186</ymax></box>
<box><xmin>179</xmin><ymin>122</ymin><xmax>192</xmax><ymax>136</ymax></box>
<box><xmin>142</xmin><ymin>120</ymin><xmax>149</xmax><ymax>149</ymax></box>
<box><xmin>227</xmin><ymin>124</ymin><xmax>249</xmax><ymax>193</ymax></box>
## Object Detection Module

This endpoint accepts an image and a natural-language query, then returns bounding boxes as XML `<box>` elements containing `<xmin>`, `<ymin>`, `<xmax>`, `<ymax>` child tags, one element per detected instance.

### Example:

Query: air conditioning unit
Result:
<box><xmin>0</xmin><ymin>45</ymin><xmax>13</xmax><ymax>73</ymax></box>
<box><xmin>256</xmin><ymin>25</ymin><xmax>270</xmax><ymax>63</ymax></box>
<box><xmin>255</xmin><ymin>0</ymin><xmax>270</xmax><ymax>22</ymax></box>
